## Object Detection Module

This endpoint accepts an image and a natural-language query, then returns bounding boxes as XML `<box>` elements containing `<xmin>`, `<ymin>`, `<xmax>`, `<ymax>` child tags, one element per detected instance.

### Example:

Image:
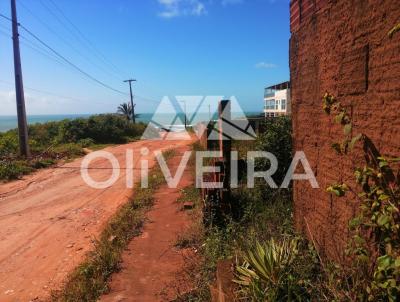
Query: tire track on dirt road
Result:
<box><xmin>0</xmin><ymin>136</ymin><xmax>192</xmax><ymax>302</ymax></box>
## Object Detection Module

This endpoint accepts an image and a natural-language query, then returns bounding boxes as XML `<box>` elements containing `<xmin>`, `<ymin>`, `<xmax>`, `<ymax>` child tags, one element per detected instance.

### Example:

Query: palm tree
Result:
<box><xmin>117</xmin><ymin>103</ymin><xmax>133</xmax><ymax>121</ymax></box>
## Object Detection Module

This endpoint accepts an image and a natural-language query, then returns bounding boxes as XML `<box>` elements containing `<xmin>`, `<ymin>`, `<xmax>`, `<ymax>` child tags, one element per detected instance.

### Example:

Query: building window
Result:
<box><xmin>265</xmin><ymin>99</ymin><xmax>275</xmax><ymax>110</ymax></box>
<box><xmin>275</xmin><ymin>100</ymin><xmax>279</xmax><ymax>110</ymax></box>
<box><xmin>281</xmin><ymin>99</ymin><xmax>286</xmax><ymax>110</ymax></box>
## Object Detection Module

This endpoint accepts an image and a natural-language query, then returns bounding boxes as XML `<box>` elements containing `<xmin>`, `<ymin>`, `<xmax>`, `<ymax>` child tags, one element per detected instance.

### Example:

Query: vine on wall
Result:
<box><xmin>323</xmin><ymin>92</ymin><xmax>400</xmax><ymax>301</ymax></box>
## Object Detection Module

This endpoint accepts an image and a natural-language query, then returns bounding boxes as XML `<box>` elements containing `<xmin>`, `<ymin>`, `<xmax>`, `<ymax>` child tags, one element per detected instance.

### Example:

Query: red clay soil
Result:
<box><xmin>0</xmin><ymin>135</ymin><xmax>192</xmax><ymax>302</ymax></box>
<box><xmin>100</xmin><ymin>144</ymin><xmax>195</xmax><ymax>302</ymax></box>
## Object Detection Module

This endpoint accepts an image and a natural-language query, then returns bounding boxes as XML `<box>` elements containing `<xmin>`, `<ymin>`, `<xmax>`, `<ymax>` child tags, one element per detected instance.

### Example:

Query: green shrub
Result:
<box><xmin>0</xmin><ymin>114</ymin><xmax>150</xmax><ymax>181</ymax></box>
<box><xmin>0</xmin><ymin>160</ymin><xmax>33</xmax><ymax>180</ymax></box>
<box><xmin>57</xmin><ymin>118</ymin><xmax>89</xmax><ymax>143</ymax></box>
<box><xmin>52</xmin><ymin>143</ymin><xmax>85</xmax><ymax>158</ymax></box>
<box><xmin>256</xmin><ymin>116</ymin><xmax>292</xmax><ymax>186</ymax></box>
<box><xmin>0</xmin><ymin>132</ymin><xmax>18</xmax><ymax>157</ymax></box>
<box><xmin>32</xmin><ymin>159</ymin><xmax>55</xmax><ymax>169</ymax></box>
<box><xmin>78</xmin><ymin>138</ymin><xmax>95</xmax><ymax>148</ymax></box>
<box><xmin>28</xmin><ymin>121</ymin><xmax>61</xmax><ymax>145</ymax></box>
<box><xmin>235</xmin><ymin>238</ymin><xmax>304</xmax><ymax>301</ymax></box>
<box><xmin>57</xmin><ymin>114</ymin><xmax>147</xmax><ymax>144</ymax></box>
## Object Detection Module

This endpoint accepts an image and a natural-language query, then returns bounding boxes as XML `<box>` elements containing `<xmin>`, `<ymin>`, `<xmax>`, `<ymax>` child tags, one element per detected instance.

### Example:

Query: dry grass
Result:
<box><xmin>51</xmin><ymin>150</ymin><xmax>175</xmax><ymax>302</ymax></box>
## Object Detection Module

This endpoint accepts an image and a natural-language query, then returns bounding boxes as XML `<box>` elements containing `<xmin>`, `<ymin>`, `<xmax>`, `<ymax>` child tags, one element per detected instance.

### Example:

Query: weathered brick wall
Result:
<box><xmin>290</xmin><ymin>0</ymin><xmax>400</xmax><ymax>262</ymax></box>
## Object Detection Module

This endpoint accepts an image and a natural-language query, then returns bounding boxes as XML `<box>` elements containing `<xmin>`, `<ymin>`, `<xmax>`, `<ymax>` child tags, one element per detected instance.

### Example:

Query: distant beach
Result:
<box><xmin>0</xmin><ymin>112</ymin><xmax>260</xmax><ymax>132</ymax></box>
<box><xmin>0</xmin><ymin>114</ymin><xmax>152</xmax><ymax>132</ymax></box>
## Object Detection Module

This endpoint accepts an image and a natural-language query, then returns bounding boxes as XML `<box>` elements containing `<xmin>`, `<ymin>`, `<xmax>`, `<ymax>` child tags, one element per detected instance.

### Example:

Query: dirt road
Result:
<box><xmin>100</xmin><ymin>144</ymin><xmax>195</xmax><ymax>302</ymax></box>
<box><xmin>0</xmin><ymin>136</ymin><xmax>192</xmax><ymax>302</ymax></box>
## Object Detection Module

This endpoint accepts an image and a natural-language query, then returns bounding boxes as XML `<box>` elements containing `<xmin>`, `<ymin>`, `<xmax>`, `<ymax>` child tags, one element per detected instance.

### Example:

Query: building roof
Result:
<box><xmin>265</xmin><ymin>81</ymin><xmax>290</xmax><ymax>90</ymax></box>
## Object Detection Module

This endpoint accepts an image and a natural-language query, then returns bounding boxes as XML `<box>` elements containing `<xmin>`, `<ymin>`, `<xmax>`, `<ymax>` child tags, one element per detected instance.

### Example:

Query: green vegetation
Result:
<box><xmin>255</xmin><ymin>116</ymin><xmax>292</xmax><ymax>185</ymax></box>
<box><xmin>117</xmin><ymin>102</ymin><xmax>133</xmax><ymax>121</ymax></box>
<box><xmin>182</xmin><ymin>100</ymin><xmax>399</xmax><ymax>301</ymax></box>
<box><xmin>117</xmin><ymin>102</ymin><xmax>140</xmax><ymax>122</ymax></box>
<box><xmin>323</xmin><ymin>93</ymin><xmax>400</xmax><ymax>301</ymax></box>
<box><xmin>177</xmin><ymin>117</ymin><xmax>400</xmax><ymax>301</ymax></box>
<box><xmin>51</xmin><ymin>150</ymin><xmax>175</xmax><ymax>302</ymax></box>
<box><xmin>235</xmin><ymin>238</ymin><xmax>305</xmax><ymax>301</ymax></box>
<box><xmin>172</xmin><ymin>118</ymin><xmax>325</xmax><ymax>301</ymax></box>
<box><xmin>0</xmin><ymin>114</ymin><xmax>152</xmax><ymax>181</ymax></box>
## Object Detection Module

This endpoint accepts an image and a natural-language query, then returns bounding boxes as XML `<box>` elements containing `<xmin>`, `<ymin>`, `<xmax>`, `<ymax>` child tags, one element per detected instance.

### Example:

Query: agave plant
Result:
<box><xmin>235</xmin><ymin>238</ymin><xmax>301</xmax><ymax>301</ymax></box>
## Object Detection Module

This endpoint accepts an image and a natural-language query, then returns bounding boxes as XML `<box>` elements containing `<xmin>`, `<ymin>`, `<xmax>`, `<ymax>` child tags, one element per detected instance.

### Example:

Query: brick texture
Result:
<box><xmin>290</xmin><ymin>0</ymin><xmax>400</xmax><ymax>262</ymax></box>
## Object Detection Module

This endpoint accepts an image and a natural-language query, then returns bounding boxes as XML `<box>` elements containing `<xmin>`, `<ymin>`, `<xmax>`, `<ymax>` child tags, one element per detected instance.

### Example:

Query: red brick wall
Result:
<box><xmin>289</xmin><ymin>0</ymin><xmax>400</xmax><ymax>262</ymax></box>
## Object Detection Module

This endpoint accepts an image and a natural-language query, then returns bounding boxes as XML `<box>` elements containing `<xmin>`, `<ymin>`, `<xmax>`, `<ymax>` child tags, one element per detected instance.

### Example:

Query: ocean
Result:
<box><xmin>0</xmin><ymin>112</ymin><xmax>261</xmax><ymax>133</ymax></box>
<box><xmin>0</xmin><ymin>114</ymin><xmax>152</xmax><ymax>132</ymax></box>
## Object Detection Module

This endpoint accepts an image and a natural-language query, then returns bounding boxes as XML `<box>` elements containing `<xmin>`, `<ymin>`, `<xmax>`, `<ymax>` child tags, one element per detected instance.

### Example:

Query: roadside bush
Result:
<box><xmin>78</xmin><ymin>138</ymin><xmax>95</xmax><ymax>148</ymax></box>
<box><xmin>28</xmin><ymin>121</ymin><xmax>61</xmax><ymax>145</ymax></box>
<box><xmin>31</xmin><ymin>159</ymin><xmax>55</xmax><ymax>169</ymax></box>
<box><xmin>57</xmin><ymin>114</ymin><xmax>148</xmax><ymax>144</ymax></box>
<box><xmin>0</xmin><ymin>114</ymin><xmax>150</xmax><ymax>181</ymax></box>
<box><xmin>52</xmin><ymin>143</ymin><xmax>85</xmax><ymax>158</ymax></box>
<box><xmin>0</xmin><ymin>132</ymin><xmax>19</xmax><ymax>157</ymax></box>
<box><xmin>253</xmin><ymin>116</ymin><xmax>292</xmax><ymax>201</ymax></box>
<box><xmin>0</xmin><ymin>160</ymin><xmax>33</xmax><ymax>180</ymax></box>
<box><xmin>57</xmin><ymin>118</ymin><xmax>89</xmax><ymax>143</ymax></box>
<box><xmin>256</xmin><ymin>116</ymin><xmax>292</xmax><ymax>186</ymax></box>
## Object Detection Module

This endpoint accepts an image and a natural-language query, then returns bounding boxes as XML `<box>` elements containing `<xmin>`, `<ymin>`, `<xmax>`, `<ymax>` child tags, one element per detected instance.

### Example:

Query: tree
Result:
<box><xmin>117</xmin><ymin>103</ymin><xmax>132</xmax><ymax>121</ymax></box>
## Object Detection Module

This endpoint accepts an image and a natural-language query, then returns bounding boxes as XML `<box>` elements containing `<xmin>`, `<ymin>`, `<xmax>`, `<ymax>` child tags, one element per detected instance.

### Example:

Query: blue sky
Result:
<box><xmin>0</xmin><ymin>0</ymin><xmax>290</xmax><ymax>115</ymax></box>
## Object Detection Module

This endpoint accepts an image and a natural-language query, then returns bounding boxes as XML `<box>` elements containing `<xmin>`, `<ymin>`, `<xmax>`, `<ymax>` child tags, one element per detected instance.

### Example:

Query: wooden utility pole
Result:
<box><xmin>11</xmin><ymin>0</ymin><xmax>30</xmax><ymax>157</ymax></box>
<box><xmin>124</xmin><ymin>79</ymin><xmax>136</xmax><ymax>123</ymax></box>
<box><xmin>218</xmin><ymin>100</ymin><xmax>231</xmax><ymax>192</ymax></box>
<box><xmin>180</xmin><ymin>100</ymin><xmax>187</xmax><ymax>129</ymax></box>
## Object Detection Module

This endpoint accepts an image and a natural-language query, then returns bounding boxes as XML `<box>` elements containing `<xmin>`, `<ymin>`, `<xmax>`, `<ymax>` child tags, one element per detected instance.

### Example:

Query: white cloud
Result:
<box><xmin>221</xmin><ymin>0</ymin><xmax>244</xmax><ymax>6</ymax></box>
<box><xmin>0</xmin><ymin>89</ymin><xmax>77</xmax><ymax>115</ymax></box>
<box><xmin>158</xmin><ymin>0</ymin><xmax>206</xmax><ymax>18</ymax></box>
<box><xmin>255</xmin><ymin>62</ymin><xmax>278</xmax><ymax>69</ymax></box>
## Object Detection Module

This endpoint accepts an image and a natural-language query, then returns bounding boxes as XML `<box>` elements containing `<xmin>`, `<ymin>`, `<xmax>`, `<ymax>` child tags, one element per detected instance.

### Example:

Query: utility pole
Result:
<box><xmin>180</xmin><ymin>100</ymin><xmax>187</xmax><ymax>129</ymax></box>
<box><xmin>124</xmin><ymin>79</ymin><xmax>136</xmax><ymax>123</ymax></box>
<box><xmin>11</xmin><ymin>0</ymin><xmax>30</xmax><ymax>157</ymax></box>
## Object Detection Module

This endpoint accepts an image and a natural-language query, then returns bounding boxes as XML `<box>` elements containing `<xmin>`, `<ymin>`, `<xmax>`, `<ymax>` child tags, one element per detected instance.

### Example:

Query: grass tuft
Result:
<box><xmin>51</xmin><ymin>150</ymin><xmax>175</xmax><ymax>302</ymax></box>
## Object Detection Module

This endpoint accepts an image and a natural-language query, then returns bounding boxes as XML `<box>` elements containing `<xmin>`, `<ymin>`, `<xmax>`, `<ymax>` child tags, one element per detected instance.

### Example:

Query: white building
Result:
<box><xmin>264</xmin><ymin>81</ymin><xmax>291</xmax><ymax>118</ymax></box>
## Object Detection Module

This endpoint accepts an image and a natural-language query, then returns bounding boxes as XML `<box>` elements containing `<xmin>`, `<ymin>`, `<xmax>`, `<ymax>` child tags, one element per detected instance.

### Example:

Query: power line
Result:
<box><xmin>18</xmin><ymin>0</ymin><xmax>125</xmax><ymax>82</ymax></box>
<box><xmin>38</xmin><ymin>0</ymin><xmax>127</xmax><ymax>80</ymax></box>
<box><xmin>0</xmin><ymin>12</ymin><xmax>128</xmax><ymax>96</ymax></box>
<box><xmin>0</xmin><ymin>13</ymin><xmax>13</xmax><ymax>22</ymax></box>
<box><xmin>20</xmin><ymin>36</ymin><xmax>73</xmax><ymax>69</ymax></box>
<box><xmin>19</xmin><ymin>32</ymin><xmax>125</xmax><ymax>88</ymax></box>
<box><xmin>134</xmin><ymin>94</ymin><xmax>161</xmax><ymax>105</ymax></box>
<box><xmin>0</xmin><ymin>12</ymin><xmax>160</xmax><ymax>106</ymax></box>
<box><xmin>0</xmin><ymin>79</ymin><xmax>113</xmax><ymax>106</ymax></box>
<box><xmin>19</xmin><ymin>35</ymin><xmax>142</xmax><ymax>103</ymax></box>
<box><xmin>2</xmin><ymin>17</ymin><xmax>79</xmax><ymax>75</ymax></box>
<box><xmin>46</xmin><ymin>0</ymin><xmax>129</xmax><ymax>79</ymax></box>
<box><xmin>20</xmin><ymin>26</ymin><xmax>128</xmax><ymax>96</ymax></box>
<box><xmin>22</xmin><ymin>32</ymin><xmax>122</xmax><ymax>90</ymax></box>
